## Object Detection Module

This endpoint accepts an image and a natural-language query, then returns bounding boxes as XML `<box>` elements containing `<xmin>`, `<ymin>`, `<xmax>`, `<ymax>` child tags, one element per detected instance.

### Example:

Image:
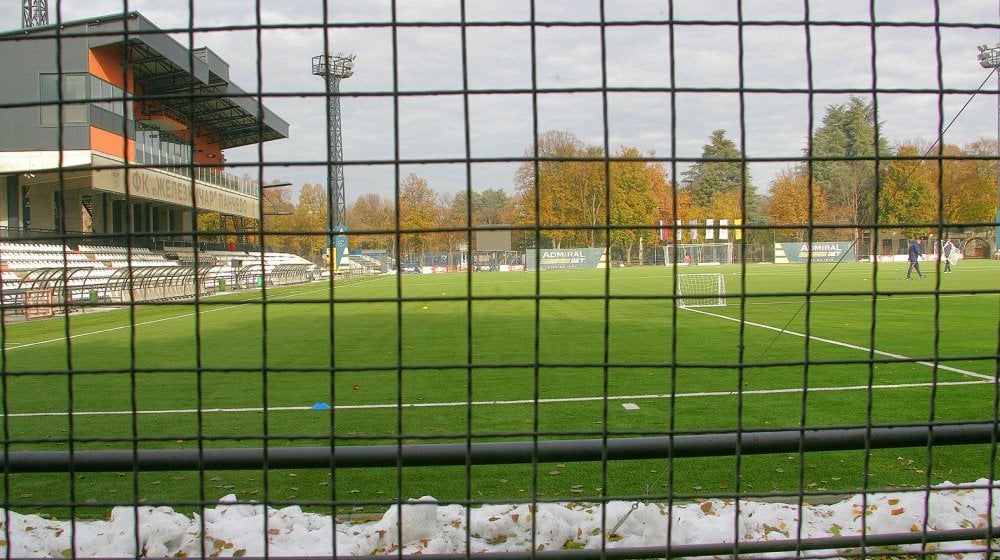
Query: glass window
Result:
<box><xmin>64</xmin><ymin>75</ymin><xmax>86</xmax><ymax>100</ymax></box>
<box><xmin>39</xmin><ymin>74</ymin><xmax>58</xmax><ymax>125</ymax></box>
<box><xmin>40</xmin><ymin>74</ymin><xmax>89</xmax><ymax>124</ymax></box>
<box><xmin>101</xmin><ymin>81</ymin><xmax>113</xmax><ymax>111</ymax></box>
<box><xmin>64</xmin><ymin>103</ymin><xmax>87</xmax><ymax>123</ymax></box>
<box><xmin>63</xmin><ymin>75</ymin><xmax>87</xmax><ymax>122</ymax></box>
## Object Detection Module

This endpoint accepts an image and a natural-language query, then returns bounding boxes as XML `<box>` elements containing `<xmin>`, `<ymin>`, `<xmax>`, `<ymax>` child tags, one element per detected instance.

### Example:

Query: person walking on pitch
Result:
<box><xmin>907</xmin><ymin>239</ymin><xmax>925</xmax><ymax>280</ymax></box>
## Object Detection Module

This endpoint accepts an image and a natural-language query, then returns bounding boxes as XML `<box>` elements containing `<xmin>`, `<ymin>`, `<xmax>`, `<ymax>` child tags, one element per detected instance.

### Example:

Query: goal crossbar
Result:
<box><xmin>664</xmin><ymin>242</ymin><xmax>733</xmax><ymax>266</ymax></box>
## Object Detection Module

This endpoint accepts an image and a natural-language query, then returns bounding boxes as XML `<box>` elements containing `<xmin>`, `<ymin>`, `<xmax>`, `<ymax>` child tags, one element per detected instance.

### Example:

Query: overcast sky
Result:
<box><xmin>16</xmin><ymin>0</ymin><xmax>1000</xmax><ymax>203</ymax></box>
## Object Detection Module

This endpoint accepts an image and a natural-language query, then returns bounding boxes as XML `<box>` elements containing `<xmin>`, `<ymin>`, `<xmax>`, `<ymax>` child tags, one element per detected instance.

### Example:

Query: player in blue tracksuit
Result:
<box><xmin>906</xmin><ymin>239</ymin><xmax>925</xmax><ymax>280</ymax></box>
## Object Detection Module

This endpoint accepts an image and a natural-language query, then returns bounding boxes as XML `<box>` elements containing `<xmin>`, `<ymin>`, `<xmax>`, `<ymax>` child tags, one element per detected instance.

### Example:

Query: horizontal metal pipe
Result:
<box><xmin>1</xmin><ymin>423</ymin><xmax>996</xmax><ymax>473</ymax></box>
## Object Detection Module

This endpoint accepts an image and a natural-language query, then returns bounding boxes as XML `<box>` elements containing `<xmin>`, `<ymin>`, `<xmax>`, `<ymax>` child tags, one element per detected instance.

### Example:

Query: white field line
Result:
<box><xmin>6</xmin><ymin>278</ymin><xmax>992</xmax><ymax>417</ymax></box>
<box><xmin>5</xmin><ymin>379</ymin><xmax>991</xmax><ymax>418</ymax></box>
<box><xmin>683</xmin><ymin>307</ymin><xmax>993</xmax><ymax>381</ymax></box>
<box><xmin>3</xmin><ymin>285</ymin><xmax>332</xmax><ymax>352</ymax></box>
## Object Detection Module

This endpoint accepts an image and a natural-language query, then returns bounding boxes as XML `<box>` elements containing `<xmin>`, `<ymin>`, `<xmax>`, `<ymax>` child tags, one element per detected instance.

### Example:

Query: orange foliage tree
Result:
<box><xmin>397</xmin><ymin>173</ymin><xmax>441</xmax><ymax>257</ymax></box>
<box><xmin>609</xmin><ymin>146</ymin><xmax>671</xmax><ymax>263</ymax></box>
<box><xmin>348</xmin><ymin>192</ymin><xmax>396</xmax><ymax>254</ymax></box>
<box><xmin>764</xmin><ymin>170</ymin><xmax>832</xmax><ymax>241</ymax></box>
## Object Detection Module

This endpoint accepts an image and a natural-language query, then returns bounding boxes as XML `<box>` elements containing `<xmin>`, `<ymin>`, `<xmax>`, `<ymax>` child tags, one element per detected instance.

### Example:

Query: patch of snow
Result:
<box><xmin>1</xmin><ymin>480</ymin><xmax>997</xmax><ymax>558</ymax></box>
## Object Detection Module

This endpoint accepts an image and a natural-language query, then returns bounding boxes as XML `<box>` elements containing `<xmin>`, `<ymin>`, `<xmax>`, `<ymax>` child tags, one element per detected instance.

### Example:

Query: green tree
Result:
<box><xmin>681</xmin><ymin>129</ymin><xmax>758</xmax><ymax>216</ymax></box>
<box><xmin>473</xmin><ymin>188</ymin><xmax>509</xmax><ymax>225</ymax></box>
<box><xmin>809</xmin><ymin>96</ymin><xmax>890</xmax><ymax>242</ymax></box>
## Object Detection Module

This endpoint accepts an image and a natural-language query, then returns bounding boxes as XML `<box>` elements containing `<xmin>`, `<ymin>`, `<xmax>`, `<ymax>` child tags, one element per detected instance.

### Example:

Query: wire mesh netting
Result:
<box><xmin>1</xmin><ymin>1</ymin><xmax>1000</xmax><ymax>559</ymax></box>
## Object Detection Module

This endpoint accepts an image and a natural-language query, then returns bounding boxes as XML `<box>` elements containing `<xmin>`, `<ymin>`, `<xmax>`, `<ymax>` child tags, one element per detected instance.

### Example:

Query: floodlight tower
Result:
<box><xmin>311</xmin><ymin>52</ymin><xmax>355</xmax><ymax>258</ymax></box>
<box><xmin>978</xmin><ymin>43</ymin><xmax>1000</xmax><ymax>253</ymax></box>
<box><xmin>22</xmin><ymin>0</ymin><xmax>48</xmax><ymax>28</ymax></box>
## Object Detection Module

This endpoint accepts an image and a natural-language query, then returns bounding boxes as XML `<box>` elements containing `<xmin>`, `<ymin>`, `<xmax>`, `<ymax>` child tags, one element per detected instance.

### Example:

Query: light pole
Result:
<box><xmin>312</xmin><ymin>52</ymin><xmax>355</xmax><ymax>270</ymax></box>
<box><xmin>978</xmin><ymin>43</ymin><xmax>1000</xmax><ymax>254</ymax></box>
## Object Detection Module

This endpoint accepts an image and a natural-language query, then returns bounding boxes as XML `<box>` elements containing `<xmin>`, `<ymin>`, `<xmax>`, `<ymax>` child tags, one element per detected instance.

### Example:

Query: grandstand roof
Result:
<box><xmin>2</xmin><ymin>12</ymin><xmax>289</xmax><ymax>149</ymax></box>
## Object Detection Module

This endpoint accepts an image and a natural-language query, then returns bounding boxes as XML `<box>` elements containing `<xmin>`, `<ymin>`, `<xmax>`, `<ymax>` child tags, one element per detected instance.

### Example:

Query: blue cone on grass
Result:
<box><xmin>311</xmin><ymin>402</ymin><xmax>331</xmax><ymax>411</ymax></box>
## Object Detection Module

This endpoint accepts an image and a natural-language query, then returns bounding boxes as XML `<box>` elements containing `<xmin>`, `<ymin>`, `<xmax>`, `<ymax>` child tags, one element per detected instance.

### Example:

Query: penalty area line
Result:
<box><xmin>6</xmin><ymin>379</ymin><xmax>991</xmax><ymax>418</ymax></box>
<box><xmin>683</xmin><ymin>307</ymin><xmax>992</xmax><ymax>381</ymax></box>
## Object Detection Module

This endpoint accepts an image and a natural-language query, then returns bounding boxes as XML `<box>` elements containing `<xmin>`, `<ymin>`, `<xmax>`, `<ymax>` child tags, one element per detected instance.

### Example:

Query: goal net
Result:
<box><xmin>677</xmin><ymin>273</ymin><xmax>727</xmax><ymax>308</ymax></box>
<box><xmin>664</xmin><ymin>242</ymin><xmax>733</xmax><ymax>266</ymax></box>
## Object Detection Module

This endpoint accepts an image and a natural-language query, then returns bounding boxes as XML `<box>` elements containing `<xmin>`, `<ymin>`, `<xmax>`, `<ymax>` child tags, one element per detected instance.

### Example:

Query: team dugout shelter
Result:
<box><xmin>0</xmin><ymin>12</ymin><xmax>289</xmax><ymax>243</ymax></box>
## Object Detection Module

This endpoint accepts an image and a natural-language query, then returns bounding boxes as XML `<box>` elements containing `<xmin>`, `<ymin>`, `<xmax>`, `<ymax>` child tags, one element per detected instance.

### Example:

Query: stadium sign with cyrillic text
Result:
<box><xmin>92</xmin><ymin>165</ymin><xmax>260</xmax><ymax>219</ymax></box>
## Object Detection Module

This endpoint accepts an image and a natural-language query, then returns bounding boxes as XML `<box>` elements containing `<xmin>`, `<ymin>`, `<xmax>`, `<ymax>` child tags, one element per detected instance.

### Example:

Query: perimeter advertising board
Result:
<box><xmin>774</xmin><ymin>242</ymin><xmax>855</xmax><ymax>263</ymax></box>
<box><xmin>526</xmin><ymin>248</ymin><xmax>608</xmax><ymax>270</ymax></box>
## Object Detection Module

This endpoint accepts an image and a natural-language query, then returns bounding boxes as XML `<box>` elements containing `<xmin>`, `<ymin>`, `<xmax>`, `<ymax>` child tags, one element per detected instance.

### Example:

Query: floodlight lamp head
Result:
<box><xmin>312</xmin><ymin>52</ymin><xmax>356</xmax><ymax>79</ymax></box>
<box><xmin>332</xmin><ymin>53</ymin><xmax>355</xmax><ymax>79</ymax></box>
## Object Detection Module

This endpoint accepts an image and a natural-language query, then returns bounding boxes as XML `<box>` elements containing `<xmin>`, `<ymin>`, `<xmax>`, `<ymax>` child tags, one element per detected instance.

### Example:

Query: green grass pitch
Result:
<box><xmin>2</xmin><ymin>260</ymin><xmax>998</xmax><ymax>515</ymax></box>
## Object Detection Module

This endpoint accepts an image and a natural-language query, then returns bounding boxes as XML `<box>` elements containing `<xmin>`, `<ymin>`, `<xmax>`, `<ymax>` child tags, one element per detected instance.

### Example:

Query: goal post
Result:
<box><xmin>677</xmin><ymin>273</ymin><xmax>727</xmax><ymax>308</ymax></box>
<box><xmin>664</xmin><ymin>242</ymin><xmax>733</xmax><ymax>266</ymax></box>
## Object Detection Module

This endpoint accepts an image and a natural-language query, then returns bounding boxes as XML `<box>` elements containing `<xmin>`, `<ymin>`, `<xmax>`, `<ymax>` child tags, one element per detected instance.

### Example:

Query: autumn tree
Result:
<box><xmin>438</xmin><ymin>191</ymin><xmax>471</xmax><ymax>255</ymax></box>
<box><xmin>348</xmin><ymin>193</ymin><xmax>395</xmax><ymax>253</ymax></box>
<box><xmin>397</xmin><ymin>173</ymin><xmax>441</xmax><ymax>257</ymax></box>
<box><xmin>287</xmin><ymin>182</ymin><xmax>329</xmax><ymax>260</ymax></box>
<box><xmin>941</xmin><ymin>139</ymin><xmax>997</xmax><ymax>225</ymax></box>
<box><xmin>809</xmin><ymin>96</ymin><xmax>890</xmax><ymax>242</ymax></box>
<box><xmin>878</xmin><ymin>144</ymin><xmax>938</xmax><ymax>238</ymax></box>
<box><xmin>196</xmin><ymin>211</ymin><xmax>223</xmax><ymax>245</ymax></box>
<box><xmin>878</xmin><ymin>140</ymin><xmax>997</xmax><ymax>238</ymax></box>
<box><xmin>513</xmin><ymin>131</ymin><xmax>603</xmax><ymax>248</ymax></box>
<box><xmin>764</xmin><ymin>170</ymin><xmax>832</xmax><ymax>241</ymax></box>
<box><xmin>259</xmin><ymin>182</ymin><xmax>296</xmax><ymax>252</ymax></box>
<box><xmin>608</xmin><ymin>147</ymin><xmax>670</xmax><ymax>264</ymax></box>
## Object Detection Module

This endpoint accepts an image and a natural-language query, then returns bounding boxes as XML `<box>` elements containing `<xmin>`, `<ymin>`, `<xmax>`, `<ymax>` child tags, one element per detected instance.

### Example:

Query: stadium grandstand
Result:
<box><xmin>0</xmin><ymin>11</ymin><xmax>328</xmax><ymax>318</ymax></box>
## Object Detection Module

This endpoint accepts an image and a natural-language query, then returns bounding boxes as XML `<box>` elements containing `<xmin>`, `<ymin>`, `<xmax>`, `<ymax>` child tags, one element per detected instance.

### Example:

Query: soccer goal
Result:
<box><xmin>677</xmin><ymin>273</ymin><xmax>727</xmax><ymax>308</ymax></box>
<box><xmin>664</xmin><ymin>242</ymin><xmax>734</xmax><ymax>266</ymax></box>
